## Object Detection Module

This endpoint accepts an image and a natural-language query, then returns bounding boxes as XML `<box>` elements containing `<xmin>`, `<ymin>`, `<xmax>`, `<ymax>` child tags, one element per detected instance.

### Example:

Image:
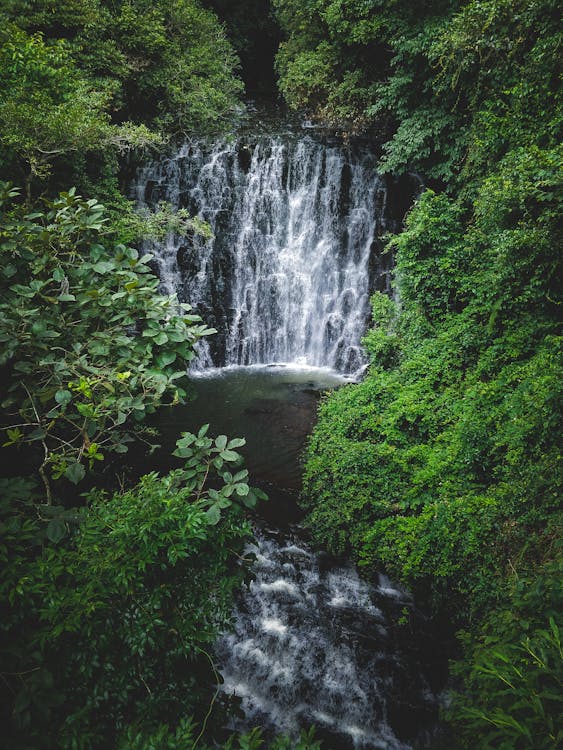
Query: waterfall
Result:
<box><xmin>134</xmin><ymin>135</ymin><xmax>399</xmax><ymax>375</ymax></box>
<box><xmin>133</xmin><ymin>133</ymin><xmax>438</xmax><ymax>747</ymax></box>
<box><xmin>215</xmin><ymin>531</ymin><xmax>439</xmax><ymax>749</ymax></box>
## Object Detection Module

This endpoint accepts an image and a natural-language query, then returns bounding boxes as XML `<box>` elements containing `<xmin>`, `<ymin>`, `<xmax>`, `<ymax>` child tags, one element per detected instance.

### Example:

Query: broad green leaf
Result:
<box><xmin>227</xmin><ymin>437</ymin><xmax>246</xmax><ymax>449</ymax></box>
<box><xmin>205</xmin><ymin>505</ymin><xmax>221</xmax><ymax>525</ymax></box>
<box><xmin>55</xmin><ymin>389</ymin><xmax>72</xmax><ymax>406</ymax></box>
<box><xmin>176</xmin><ymin>433</ymin><xmax>196</xmax><ymax>449</ymax></box>
<box><xmin>93</xmin><ymin>261</ymin><xmax>115</xmax><ymax>274</ymax></box>
<box><xmin>220</xmin><ymin>450</ymin><xmax>240</xmax><ymax>462</ymax></box>
<box><xmin>157</xmin><ymin>351</ymin><xmax>176</xmax><ymax>367</ymax></box>
<box><xmin>215</xmin><ymin>435</ymin><xmax>228</xmax><ymax>450</ymax></box>
<box><xmin>65</xmin><ymin>462</ymin><xmax>85</xmax><ymax>484</ymax></box>
<box><xmin>241</xmin><ymin>494</ymin><xmax>257</xmax><ymax>509</ymax></box>
<box><xmin>46</xmin><ymin>519</ymin><xmax>66</xmax><ymax>543</ymax></box>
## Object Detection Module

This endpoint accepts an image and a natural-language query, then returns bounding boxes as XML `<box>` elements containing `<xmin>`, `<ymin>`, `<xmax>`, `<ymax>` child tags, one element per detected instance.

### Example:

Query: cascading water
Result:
<box><xmin>135</xmin><ymin>128</ymin><xmax>441</xmax><ymax>747</ymax></box>
<box><xmin>216</xmin><ymin>531</ymin><xmax>440</xmax><ymax>749</ymax></box>
<box><xmin>134</xmin><ymin>134</ymin><xmax>402</xmax><ymax>375</ymax></box>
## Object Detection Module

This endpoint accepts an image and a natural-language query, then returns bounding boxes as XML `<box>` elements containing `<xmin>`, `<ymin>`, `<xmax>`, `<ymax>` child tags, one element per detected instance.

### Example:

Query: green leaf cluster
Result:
<box><xmin>303</xmin><ymin>149</ymin><xmax>562</xmax><ymax>614</ymax></box>
<box><xmin>172</xmin><ymin>425</ymin><xmax>268</xmax><ymax>525</ymax></box>
<box><xmin>0</xmin><ymin>184</ymin><xmax>215</xmax><ymax>498</ymax></box>
<box><xmin>285</xmin><ymin>4</ymin><xmax>562</xmax><ymax>744</ymax></box>
<box><xmin>448</xmin><ymin>556</ymin><xmax>563</xmax><ymax>748</ymax></box>
<box><xmin>303</xmin><ymin>172</ymin><xmax>562</xmax><ymax>743</ymax></box>
<box><xmin>273</xmin><ymin>0</ymin><xmax>561</xmax><ymax>182</ymax></box>
<box><xmin>0</xmin><ymin>0</ymin><xmax>244</xmax><ymax>197</ymax></box>
<box><xmin>0</xmin><ymin>435</ymin><xmax>260</xmax><ymax>747</ymax></box>
<box><xmin>0</xmin><ymin>183</ymin><xmax>272</xmax><ymax>744</ymax></box>
<box><xmin>0</xmin><ymin>22</ymin><xmax>111</xmax><ymax>182</ymax></box>
<box><xmin>2</xmin><ymin>0</ymin><xmax>244</xmax><ymax>136</ymax></box>
<box><xmin>119</xmin><ymin>721</ymin><xmax>321</xmax><ymax>749</ymax></box>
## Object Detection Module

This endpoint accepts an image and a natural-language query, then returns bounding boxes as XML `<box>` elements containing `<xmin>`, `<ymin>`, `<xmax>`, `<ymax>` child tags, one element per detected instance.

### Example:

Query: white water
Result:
<box><xmin>216</xmin><ymin>532</ymin><xmax>438</xmax><ymax>749</ymax></box>
<box><xmin>134</xmin><ymin>136</ymin><xmax>392</xmax><ymax>375</ymax></box>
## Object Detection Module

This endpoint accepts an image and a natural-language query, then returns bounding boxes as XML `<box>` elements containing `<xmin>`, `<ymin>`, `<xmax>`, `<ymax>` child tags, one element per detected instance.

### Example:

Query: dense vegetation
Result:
<box><xmin>273</xmin><ymin>0</ymin><xmax>562</xmax><ymax>746</ymax></box>
<box><xmin>1</xmin><ymin>0</ymin><xmax>561</xmax><ymax>747</ymax></box>
<box><xmin>0</xmin><ymin>184</ymin><xmax>277</xmax><ymax>745</ymax></box>
<box><xmin>0</xmin><ymin>2</ymin><xmax>280</xmax><ymax>747</ymax></box>
<box><xmin>0</xmin><ymin>0</ymin><xmax>244</xmax><ymax>202</ymax></box>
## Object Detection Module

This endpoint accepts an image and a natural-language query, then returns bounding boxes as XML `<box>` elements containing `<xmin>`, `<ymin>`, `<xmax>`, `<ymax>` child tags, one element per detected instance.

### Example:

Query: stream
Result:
<box><xmin>136</xmin><ymin>121</ymin><xmax>445</xmax><ymax>748</ymax></box>
<box><xmin>155</xmin><ymin>366</ymin><xmax>445</xmax><ymax>749</ymax></box>
<box><xmin>216</xmin><ymin>530</ymin><xmax>440</xmax><ymax>749</ymax></box>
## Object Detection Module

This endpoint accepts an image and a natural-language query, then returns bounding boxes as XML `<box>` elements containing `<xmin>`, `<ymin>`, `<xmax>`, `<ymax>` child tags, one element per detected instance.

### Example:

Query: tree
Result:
<box><xmin>2</xmin><ymin>0</ymin><xmax>245</xmax><ymax>138</ymax></box>
<box><xmin>0</xmin><ymin>23</ymin><xmax>162</xmax><ymax>198</ymax></box>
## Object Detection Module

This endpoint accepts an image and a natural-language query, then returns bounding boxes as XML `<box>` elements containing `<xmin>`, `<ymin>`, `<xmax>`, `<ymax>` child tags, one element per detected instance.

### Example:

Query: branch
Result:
<box><xmin>22</xmin><ymin>382</ymin><xmax>53</xmax><ymax>505</ymax></box>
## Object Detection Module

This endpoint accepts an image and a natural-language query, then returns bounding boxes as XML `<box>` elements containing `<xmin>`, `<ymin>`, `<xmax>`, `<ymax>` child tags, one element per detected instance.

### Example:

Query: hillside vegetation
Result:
<box><xmin>273</xmin><ymin>1</ymin><xmax>562</xmax><ymax>745</ymax></box>
<box><xmin>0</xmin><ymin>3</ymin><xmax>265</xmax><ymax>747</ymax></box>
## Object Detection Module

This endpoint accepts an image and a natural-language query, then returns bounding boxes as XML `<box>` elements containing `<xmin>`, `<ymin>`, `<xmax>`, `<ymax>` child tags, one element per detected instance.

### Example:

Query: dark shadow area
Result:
<box><xmin>204</xmin><ymin>0</ymin><xmax>283</xmax><ymax>97</ymax></box>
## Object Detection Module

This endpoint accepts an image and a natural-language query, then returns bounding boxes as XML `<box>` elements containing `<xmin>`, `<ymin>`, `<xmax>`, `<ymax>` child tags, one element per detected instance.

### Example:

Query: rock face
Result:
<box><xmin>134</xmin><ymin>133</ymin><xmax>420</xmax><ymax>376</ymax></box>
<box><xmin>215</xmin><ymin>531</ymin><xmax>442</xmax><ymax>749</ymax></box>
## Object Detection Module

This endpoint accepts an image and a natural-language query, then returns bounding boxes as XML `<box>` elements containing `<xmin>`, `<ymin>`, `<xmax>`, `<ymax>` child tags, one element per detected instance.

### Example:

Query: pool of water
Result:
<box><xmin>156</xmin><ymin>364</ymin><xmax>349</xmax><ymax>521</ymax></box>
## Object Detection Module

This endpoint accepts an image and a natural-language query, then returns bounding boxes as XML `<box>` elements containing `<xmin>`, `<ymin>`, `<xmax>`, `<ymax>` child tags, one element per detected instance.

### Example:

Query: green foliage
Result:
<box><xmin>304</xmin><ymin>213</ymin><xmax>562</xmax><ymax>741</ymax></box>
<box><xmin>0</xmin><ymin>5</ymin><xmax>255</xmax><ymax>748</ymax></box>
<box><xmin>303</xmin><ymin>163</ymin><xmax>562</xmax><ymax>734</ymax></box>
<box><xmin>0</xmin><ymin>184</ymin><xmax>215</xmax><ymax>500</ymax></box>
<box><xmin>293</xmin><ymin>7</ymin><xmax>562</xmax><ymax>743</ymax></box>
<box><xmin>2</xmin><ymin>0</ymin><xmax>244</xmax><ymax>138</ymax></box>
<box><xmin>274</xmin><ymin>0</ymin><xmax>459</xmax><ymax>157</ymax></box>
<box><xmin>171</xmin><ymin>424</ymin><xmax>268</xmax><ymax>524</ymax></box>
<box><xmin>448</xmin><ymin>557</ymin><xmax>563</xmax><ymax>749</ymax></box>
<box><xmin>274</xmin><ymin>0</ymin><xmax>561</xmax><ymax>181</ymax></box>
<box><xmin>115</xmin><ymin>200</ymin><xmax>214</xmax><ymax>246</ymax></box>
<box><xmin>0</xmin><ymin>22</ymin><xmax>109</xmax><ymax>182</ymax></box>
<box><xmin>429</xmin><ymin>0</ymin><xmax>562</xmax><ymax>183</ymax></box>
<box><xmin>362</xmin><ymin>292</ymin><xmax>400</xmax><ymax>369</ymax></box>
<box><xmin>0</xmin><ymin>428</ymin><xmax>266</xmax><ymax>748</ymax></box>
<box><xmin>389</xmin><ymin>191</ymin><xmax>467</xmax><ymax>321</ymax></box>
<box><xmin>0</xmin><ymin>21</ymin><xmax>166</xmax><ymax>191</ymax></box>
<box><xmin>0</xmin><ymin>0</ymin><xmax>244</xmax><ymax>199</ymax></box>
<box><xmin>303</xmin><ymin>158</ymin><xmax>562</xmax><ymax>613</ymax></box>
<box><xmin>140</xmin><ymin>0</ymin><xmax>244</xmax><ymax>134</ymax></box>
<box><xmin>453</xmin><ymin>622</ymin><xmax>562</xmax><ymax>748</ymax></box>
<box><xmin>119</xmin><ymin>721</ymin><xmax>321</xmax><ymax>749</ymax></box>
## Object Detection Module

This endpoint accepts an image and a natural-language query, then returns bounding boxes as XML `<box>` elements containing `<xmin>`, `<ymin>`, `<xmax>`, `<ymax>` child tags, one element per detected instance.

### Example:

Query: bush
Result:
<box><xmin>1</xmin><ymin>429</ymin><xmax>267</xmax><ymax>748</ymax></box>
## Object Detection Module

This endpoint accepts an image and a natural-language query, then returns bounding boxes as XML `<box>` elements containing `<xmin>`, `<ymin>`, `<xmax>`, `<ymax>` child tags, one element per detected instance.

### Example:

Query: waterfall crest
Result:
<box><xmin>134</xmin><ymin>135</ymin><xmax>397</xmax><ymax>375</ymax></box>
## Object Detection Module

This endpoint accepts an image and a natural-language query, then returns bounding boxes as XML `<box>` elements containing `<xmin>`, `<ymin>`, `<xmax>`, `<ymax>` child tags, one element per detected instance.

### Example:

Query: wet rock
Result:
<box><xmin>215</xmin><ymin>530</ymin><xmax>445</xmax><ymax>748</ymax></box>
